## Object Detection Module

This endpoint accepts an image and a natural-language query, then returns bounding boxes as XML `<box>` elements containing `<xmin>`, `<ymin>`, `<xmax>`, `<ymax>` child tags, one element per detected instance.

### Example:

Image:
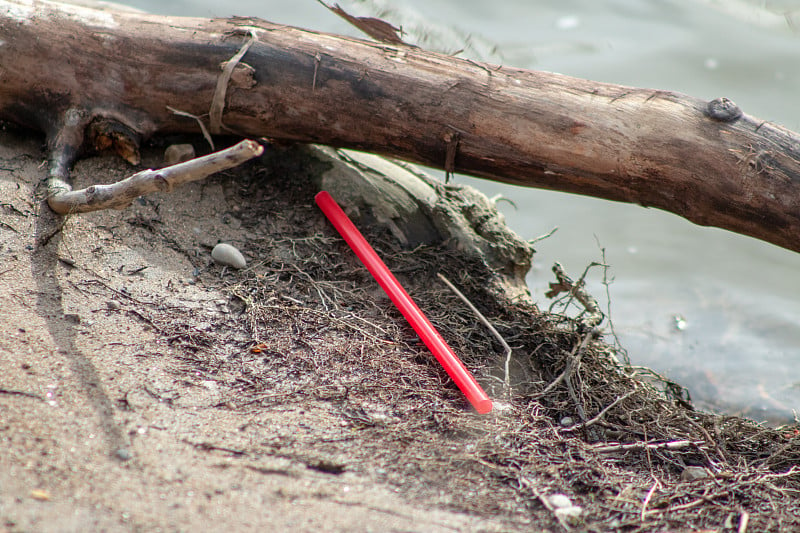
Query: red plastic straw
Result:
<box><xmin>315</xmin><ymin>191</ymin><xmax>493</xmax><ymax>414</ymax></box>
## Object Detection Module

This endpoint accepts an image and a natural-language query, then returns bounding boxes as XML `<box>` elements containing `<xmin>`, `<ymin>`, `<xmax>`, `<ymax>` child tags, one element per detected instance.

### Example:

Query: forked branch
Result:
<box><xmin>48</xmin><ymin>141</ymin><xmax>264</xmax><ymax>214</ymax></box>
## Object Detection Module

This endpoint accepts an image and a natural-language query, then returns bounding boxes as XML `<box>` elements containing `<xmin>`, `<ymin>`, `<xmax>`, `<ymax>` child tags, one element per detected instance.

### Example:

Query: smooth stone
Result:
<box><xmin>164</xmin><ymin>143</ymin><xmax>195</xmax><ymax>166</ymax></box>
<box><xmin>114</xmin><ymin>447</ymin><xmax>132</xmax><ymax>461</ymax></box>
<box><xmin>212</xmin><ymin>243</ymin><xmax>247</xmax><ymax>269</ymax></box>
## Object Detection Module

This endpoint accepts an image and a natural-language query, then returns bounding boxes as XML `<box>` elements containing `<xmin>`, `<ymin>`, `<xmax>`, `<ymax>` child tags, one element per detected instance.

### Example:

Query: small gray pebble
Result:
<box><xmin>107</xmin><ymin>300</ymin><xmax>121</xmax><ymax>311</ymax></box>
<box><xmin>211</xmin><ymin>243</ymin><xmax>247</xmax><ymax>269</ymax></box>
<box><xmin>114</xmin><ymin>447</ymin><xmax>132</xmax><ymax>461</ymax></box>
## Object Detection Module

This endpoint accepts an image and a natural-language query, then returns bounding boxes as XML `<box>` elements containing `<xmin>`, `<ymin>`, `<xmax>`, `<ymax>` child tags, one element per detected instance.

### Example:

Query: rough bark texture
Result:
<box><xmin>2</xmin><ymin>0</ymin><xmax>800</xmax><ymax>251</ymax></box>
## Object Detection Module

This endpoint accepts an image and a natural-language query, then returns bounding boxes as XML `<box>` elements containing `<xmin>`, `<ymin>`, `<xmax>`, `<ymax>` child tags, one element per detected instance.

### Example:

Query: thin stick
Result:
<box><xmin>640</xmin><ymin>476</ymin><xmax>662</xmax><ymax>522</ymax></box>
<box><xmin>560</xmin><ymin>389</ymin><xmax>635</xmax><ymax>432</ymax></box>
<box><xmin>48</xmin><ymin>140</ymin><xmax>263</xmax><ymax>214</ymax></box>
<box><xmin>436</xmin><ymin>273</ymin><xmax>513</xmax><ymax>394</ymax></box>
<box><xmin>595</xmin><ymin>238</ymin><xmax>627</xmax><ymax>360</ymax></box>
<box><xmin>167</xmin><ymin>106</ymin><xmax>215</xmax><ymax>150</ymax></box>
<box><xmin>533</xmin><ymin>332</ymin><xmax>593</xmax><ymax>399</ymax></box>
<box><xmin>546</xmin><ymin>262</ymin><xmax>604</xmax><ymax>329</ymax></box>
<box><xmin>592</xmin><ymin>440</ymin><xmax>702</xmax><ymax>454</ymax></box>
<box><xmin>643</xmin><ymin>496</ymin><xmax>708</xmax><ymax>516</ymax></box>
<box><xmin>530</xmin><ymin>226</ymin><xmax>558</xmax><ymax>245</ymax></box>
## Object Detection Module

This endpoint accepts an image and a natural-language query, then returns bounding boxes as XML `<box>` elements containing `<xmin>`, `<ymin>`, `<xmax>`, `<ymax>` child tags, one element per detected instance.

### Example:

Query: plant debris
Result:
<box><xmin>97</xmin><ymin>144</ymin><xmax>800</xmax><ymax>531</ymax></box>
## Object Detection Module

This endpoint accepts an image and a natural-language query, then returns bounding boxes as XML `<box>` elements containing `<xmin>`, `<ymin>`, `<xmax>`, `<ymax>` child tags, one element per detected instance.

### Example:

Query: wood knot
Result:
<box><xmin>705</xmin><ymin>97</ymin><xmax>742</xmax><ymax>122</ymax></box>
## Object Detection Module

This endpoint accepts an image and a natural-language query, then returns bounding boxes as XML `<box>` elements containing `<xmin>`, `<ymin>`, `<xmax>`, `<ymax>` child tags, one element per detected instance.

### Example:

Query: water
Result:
<box><xmin>121</xmin><ymin>0</ymin><xmax>800</xmax><ymax>423</ymax></box>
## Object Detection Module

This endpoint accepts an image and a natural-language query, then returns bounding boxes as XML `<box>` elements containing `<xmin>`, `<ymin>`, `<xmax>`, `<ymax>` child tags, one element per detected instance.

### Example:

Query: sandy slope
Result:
<box><xmin>0</xmin><ymin>131</ymin><xmax>506</xmax><ymax>532</ymax></box>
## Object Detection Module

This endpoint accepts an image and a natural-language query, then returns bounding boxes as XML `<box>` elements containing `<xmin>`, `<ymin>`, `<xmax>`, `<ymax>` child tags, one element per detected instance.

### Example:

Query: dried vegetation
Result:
<box><xmin>86</xmin><ymin>144</ymin><xmax>800</xmax><ymax>531</ymax></box>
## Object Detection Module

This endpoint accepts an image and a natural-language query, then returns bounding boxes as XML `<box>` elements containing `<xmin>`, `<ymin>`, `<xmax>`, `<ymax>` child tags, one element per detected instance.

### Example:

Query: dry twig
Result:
<box><xmin>534</xmin><ymin>331</ymin><xmax>595</xmax><ymax>400</ymax></box>
<box><xmin>560</xmin><ymin>389</ymin><xmax>636</xmax><ymax>432</ymax></box>
<box><xmin>436</xmin><ymin>272</ymin><xmax>513</xmax><ymax>394</ymax></box>
<box><xmin>167</xmin><ymin>106</ymin><xmax>215</xmax><ymax>150</ymax></box>
<box><xmin>546</xmin><ymin>262</ymin><xmax>604</xmax><ymax>330</ymax></box>
<box><xmin>592</xmin><ymin>439</ymin><xmax>703</xmax><ymax>454</ymax></box>
<box><xmin>48</xmin><ymin>140</ymin><xmax>263</xmax><ymax>213</ymax></box>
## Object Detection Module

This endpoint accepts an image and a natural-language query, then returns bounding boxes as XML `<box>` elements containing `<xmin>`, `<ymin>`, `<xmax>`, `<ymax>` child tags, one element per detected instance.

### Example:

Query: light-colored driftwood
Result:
<box><xmin>591</xmin><ymin>440</ymin><xmax>703</xmax><ymax>454</ymax></box>
<box><xmin>47</xmin><ymin>140</ymin><xmax>263</xmax><ymax>213</ymax></box>
<box><xmin>1</xmin><ymin>0</ymin><xmax>800</xmax><ymax>252</ymax></box>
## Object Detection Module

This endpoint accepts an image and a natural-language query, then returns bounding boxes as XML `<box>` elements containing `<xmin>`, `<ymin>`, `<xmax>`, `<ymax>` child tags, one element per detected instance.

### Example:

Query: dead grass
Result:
<box><xmin>89</xmin><ymin>145</ymin><xmax>800</xmax><ymax>531</ymax></box>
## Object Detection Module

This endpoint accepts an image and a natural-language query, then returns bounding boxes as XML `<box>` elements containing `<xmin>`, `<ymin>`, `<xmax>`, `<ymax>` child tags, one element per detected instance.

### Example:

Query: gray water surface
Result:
<box><xmin>125</xmin><ymin>0</ymin><xmax>800</xmax><ymax>423</ymax></box>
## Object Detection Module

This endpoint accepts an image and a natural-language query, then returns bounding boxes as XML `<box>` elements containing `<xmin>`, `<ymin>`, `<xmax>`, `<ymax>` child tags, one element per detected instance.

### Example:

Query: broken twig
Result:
<box><xmin>533</xmin><ymin>331</ymin><xmax>594</xmax><ymax>400</ymax></box>
<box><xmin>167</xmin><ymin>106</ymin><xmax>215</xmax><ymax>150</ymax></box>
<box><xmin>559</xmin><ymin>389</ymin><xmax>636</xmax><ymax>432</ymax></box>
<box><xmin>546</xmin><ymin>262</ymin><xmax>604</xmax><ymax>330</ymax></box>
<box><xmin>48</xmin><ymin>140</ymin><xmax>264</xmax><ymax>214</ymax></box>
<box><xmin>592</xmin><ymin>439</ymin><xmax>703</xmax><ymax>454</ymax></box>
<box><xmin>437</xmin><ymin>272</ymin><xmax>513</xmax><ymax>394</ymax></box>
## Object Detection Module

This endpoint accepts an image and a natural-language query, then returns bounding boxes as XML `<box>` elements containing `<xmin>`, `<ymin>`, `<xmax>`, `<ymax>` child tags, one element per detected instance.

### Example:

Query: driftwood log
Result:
<box><xmin>2</xmin><ymin>1</ymin><xmax>800</xmax><ymax>252</ymax></box>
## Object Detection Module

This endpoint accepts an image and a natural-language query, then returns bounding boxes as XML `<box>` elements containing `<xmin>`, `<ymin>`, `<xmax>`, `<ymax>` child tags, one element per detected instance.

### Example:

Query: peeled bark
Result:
<box><xmin>2</xmin><ymin>0</ymin><xmax>800</xmax><ymax>251</ymax></box>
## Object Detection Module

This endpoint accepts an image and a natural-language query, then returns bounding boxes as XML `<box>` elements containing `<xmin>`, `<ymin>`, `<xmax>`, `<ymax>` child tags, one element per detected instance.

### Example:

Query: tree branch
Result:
<box><xmin>1</xmin><ymin>1</ymin><xmax>799</xmax><ymax>252</ymax></box>
<box><xmin>47</xmin><ymin>140</ymin><xmax>264</xmax><ymax>214</ymax></box>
